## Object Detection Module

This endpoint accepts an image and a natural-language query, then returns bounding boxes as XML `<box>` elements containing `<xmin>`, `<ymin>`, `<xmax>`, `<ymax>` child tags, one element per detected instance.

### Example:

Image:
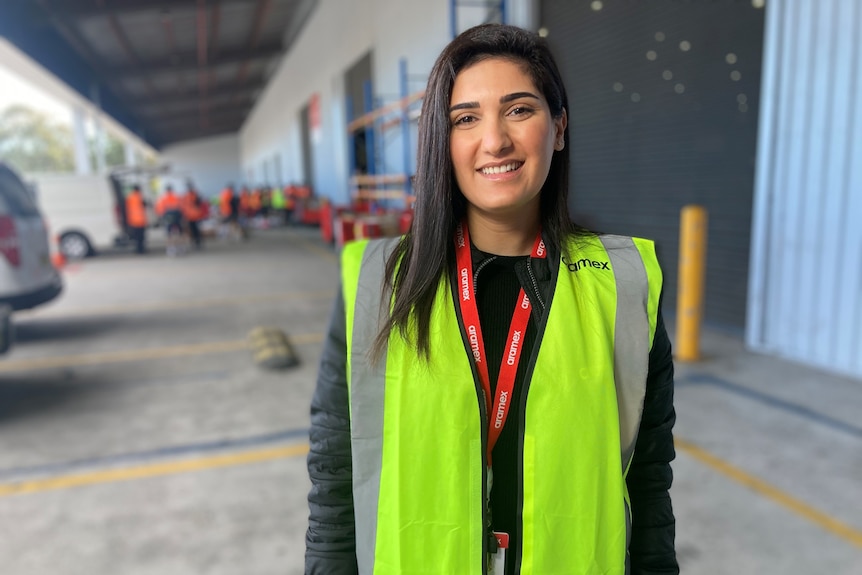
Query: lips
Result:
<box><xmin>479</xmin><ymin>161</ymin><xmax>523</xmax><ymax>175</ymax></box>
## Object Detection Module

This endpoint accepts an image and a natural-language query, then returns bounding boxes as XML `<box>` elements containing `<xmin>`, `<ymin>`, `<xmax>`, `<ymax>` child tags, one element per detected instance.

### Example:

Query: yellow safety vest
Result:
<box><xmin>342</xmin><ymin>234</ymin><xmax>662</xmax><ymax>575</ymax></box>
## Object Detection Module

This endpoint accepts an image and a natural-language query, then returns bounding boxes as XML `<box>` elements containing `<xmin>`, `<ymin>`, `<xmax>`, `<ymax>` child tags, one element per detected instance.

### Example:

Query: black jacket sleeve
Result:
<box><xmin>305</xmin><ymin>288</ymin><xmax>359</xmax><ymax>575</ymax></box>
<box><xmin>626</xmin><ymin>309</ymin><xmax>679</xmax><ymax>575</ymax></box>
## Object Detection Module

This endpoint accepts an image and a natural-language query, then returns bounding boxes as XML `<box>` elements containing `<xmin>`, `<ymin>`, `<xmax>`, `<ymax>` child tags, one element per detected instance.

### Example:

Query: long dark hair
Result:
<box><xmin>372</xmin><ymin>23</ymin><xmax>583</xmax><ymax>360</ymax></box>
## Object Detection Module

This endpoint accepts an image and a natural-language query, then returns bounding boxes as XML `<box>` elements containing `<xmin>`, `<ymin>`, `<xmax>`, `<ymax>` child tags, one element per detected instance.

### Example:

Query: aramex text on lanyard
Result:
<box><xmin>454</xmin><ymin>221</ymin><xmax>546</xmax><ymax>466</ymax></box>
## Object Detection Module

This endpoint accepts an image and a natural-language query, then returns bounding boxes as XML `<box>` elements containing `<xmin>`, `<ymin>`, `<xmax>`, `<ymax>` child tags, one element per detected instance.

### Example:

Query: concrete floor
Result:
<box><xmin>671</xmin><ymin>325</ymin><xmax>862</xmax><ymax>574</ymax></box>
<box><xmin>0</xmin><ymin>226</ymin><xmax>859</xmax><ymax>574</ymax></box>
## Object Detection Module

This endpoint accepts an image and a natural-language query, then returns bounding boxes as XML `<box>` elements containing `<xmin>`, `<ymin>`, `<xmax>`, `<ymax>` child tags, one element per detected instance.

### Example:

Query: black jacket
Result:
<box><xmin>306</xmin><ymin>241</ymin><xmax>678</xmax><ymax>575</ymax></box>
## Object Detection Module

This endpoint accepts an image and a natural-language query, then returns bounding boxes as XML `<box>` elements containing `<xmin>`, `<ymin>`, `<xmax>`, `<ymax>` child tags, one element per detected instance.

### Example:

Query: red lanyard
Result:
<box><xmin>455</xmin><ymin>221</ymin><xmax>546</xmax><ymax>465</ymax></box>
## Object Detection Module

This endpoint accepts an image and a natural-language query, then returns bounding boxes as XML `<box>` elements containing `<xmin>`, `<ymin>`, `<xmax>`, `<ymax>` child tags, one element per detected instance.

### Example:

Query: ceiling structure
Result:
<box><xmin>0</xmin><ymin>0</ymin><xmax>317</xmax><ymax>149</ymax></box>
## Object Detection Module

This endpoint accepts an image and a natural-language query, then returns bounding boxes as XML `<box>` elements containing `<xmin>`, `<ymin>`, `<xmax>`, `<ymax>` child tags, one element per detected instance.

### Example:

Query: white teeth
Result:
<box><xmin>481</xmin><ymin>163</ymin><xmax>520</xmax><ymax>175</ymax></box>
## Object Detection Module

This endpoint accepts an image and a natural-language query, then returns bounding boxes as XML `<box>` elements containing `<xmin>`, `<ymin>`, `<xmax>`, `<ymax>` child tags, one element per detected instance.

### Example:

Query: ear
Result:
<box><xmin>554</xmin><ymin>108</ymin><xmax>568</xmax><ymax>151</ymax></box>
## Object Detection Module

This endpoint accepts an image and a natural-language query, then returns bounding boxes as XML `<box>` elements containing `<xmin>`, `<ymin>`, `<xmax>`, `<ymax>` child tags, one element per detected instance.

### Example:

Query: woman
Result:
<box><xmin>306</xmin><ymin>24</ymin><xmax>677</xmax><ymax>575</ymax></box>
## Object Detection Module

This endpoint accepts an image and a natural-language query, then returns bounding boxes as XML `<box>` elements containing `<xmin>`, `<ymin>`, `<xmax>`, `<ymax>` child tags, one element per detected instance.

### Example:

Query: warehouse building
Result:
<box><xmin>241</xmin><ymin>0</ymin><xmax>862</xmax><ymax>380</ymax></box>
<box><xmin>1</xmin><ymin>0</ymin><xmax>859</xmax><ymax>379</ymax></box>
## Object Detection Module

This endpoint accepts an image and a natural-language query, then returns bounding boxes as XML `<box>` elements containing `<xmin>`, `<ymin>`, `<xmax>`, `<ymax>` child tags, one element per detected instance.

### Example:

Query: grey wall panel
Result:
<box><xmin>748</xmin><ymin>0</ymin><xmax>862</xmax><ymax>379</ymax></box>
<box><xmin>540</xmin><ymin>0</ymin><xmax>765</xmax><ymax>329</ymax></box>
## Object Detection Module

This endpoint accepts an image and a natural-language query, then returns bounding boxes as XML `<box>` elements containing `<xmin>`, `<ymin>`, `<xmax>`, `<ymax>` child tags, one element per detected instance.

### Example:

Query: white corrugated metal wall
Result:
<box><xmin>747</xmin><ymin>0</ymin><xmax>862</xmax><ymax>379</ymax></box>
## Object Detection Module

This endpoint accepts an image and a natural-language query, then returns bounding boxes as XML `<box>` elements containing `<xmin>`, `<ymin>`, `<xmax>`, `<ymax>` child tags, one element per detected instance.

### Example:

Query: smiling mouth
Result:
<box><xmin>479</xmin><ymin>162</ymin><xmax>523</xmax><ymax>175</ymax></box>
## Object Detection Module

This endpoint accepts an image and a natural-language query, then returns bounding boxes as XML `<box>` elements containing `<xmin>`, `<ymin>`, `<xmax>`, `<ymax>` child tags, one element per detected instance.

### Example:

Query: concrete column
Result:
<box><xmin>90</xmin><ymin>83</ymin><xmax>106</xmax><ymax>174</ymax></box>
<box><xmin>72</xmin><ymin>106</ymin><xmax>91</xmax><ymax>175</ymax></box>
<box><xmin>93</xmin><ymin>117</ymin><xmax>106</xmax><ymax>174</ymax></box>
<box><xmin>124</xmin><ymin>141</ymin><xmax>138</xmax><ymax>167</ymax></box>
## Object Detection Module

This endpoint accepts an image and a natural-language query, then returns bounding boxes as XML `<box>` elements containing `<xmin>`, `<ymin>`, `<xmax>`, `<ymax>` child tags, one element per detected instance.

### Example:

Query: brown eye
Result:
<box><xmin>509</xmin><ymin>106</ymin><xmax>534</xmax><ymax>117</ymax></box>
<box><xmin>453</xmin><ymin>114</ymin><xmax>477</xmax><ymax>126</ymax></box>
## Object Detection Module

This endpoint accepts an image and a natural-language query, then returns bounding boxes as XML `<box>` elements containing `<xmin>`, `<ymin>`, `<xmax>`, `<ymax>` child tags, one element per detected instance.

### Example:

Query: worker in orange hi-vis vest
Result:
<box><xmin>218</xmin><ymin>185</ymin><xmax>243</xmax><ymax>241</ymax></box>
<box><xmin>125</xmin><ymin>185</ymin><xmax>149</xmax><ymax>255</ymax></box>
<box><xmin>155</xmin><ymin>185</ymin><xmax>185</xmax><ymax>256</ymax></box>
<box><xmin>220</xmin><ymin>186</ymin><xmax>235</xmax><ymax>218</ymax></box>
<box><xmin>182</xmin><ymin>187</ymin><xmax>207</xmax><ymax>250</ymax></box>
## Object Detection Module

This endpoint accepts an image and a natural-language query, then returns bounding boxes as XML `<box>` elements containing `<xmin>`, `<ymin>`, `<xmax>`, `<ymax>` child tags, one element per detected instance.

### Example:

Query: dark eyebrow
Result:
<box><xmin>500</xmin><ymin>91</ymin><xmax>540</xmax><ymax>103</ymax></box>
<box><xmin>449</xmin><ymin>101</ymin><xmax>479</xmax><ymax>113</ymax></box>
<box><xmin>449</xmin><ymin>92</ymin><xmax>540</xmax><ymax>113</ymax></box>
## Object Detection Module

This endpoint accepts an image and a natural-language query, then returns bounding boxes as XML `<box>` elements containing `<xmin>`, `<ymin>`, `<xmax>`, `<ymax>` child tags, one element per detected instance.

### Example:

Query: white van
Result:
<box><xmin>26</xmin><ymin>173</ymin><xmax>128</xmax><ymax>259</ymax></box>
<box><xmin>27</xmin><ymin>170</ymin><xmax>171</xmax><ymax>259</ymax></box>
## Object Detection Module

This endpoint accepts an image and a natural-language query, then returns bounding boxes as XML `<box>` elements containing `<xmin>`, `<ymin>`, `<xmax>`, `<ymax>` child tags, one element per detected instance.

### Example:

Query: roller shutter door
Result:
<box><xmin>540</xmin><ymin>0</ymin><xmax>765</xmax><ymax>328</ymax></box>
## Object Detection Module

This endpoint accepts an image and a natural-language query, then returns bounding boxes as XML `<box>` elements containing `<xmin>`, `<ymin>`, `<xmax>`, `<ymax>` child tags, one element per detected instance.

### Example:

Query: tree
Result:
<box><xmin>0</xmin><ymin>104</ymin><xmax>75</xmax><ymax>173</ymax></box>
<box><xmin>104</xmin><ymin>133</ymin><xmax>126</xmax><ymax>167</ymax></box>
<box><xmin>88</xmin><ymin>130</ymin><xmax>127</xmax><ymax>170</ymax></box>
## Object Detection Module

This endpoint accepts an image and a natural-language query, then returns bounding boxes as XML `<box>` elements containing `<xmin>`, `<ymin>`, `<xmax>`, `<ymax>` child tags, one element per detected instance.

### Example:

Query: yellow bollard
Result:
<box><xmin>676</xmin><ymin>205</ymin><xmax>708</xmax><ymax>361</ymax></box>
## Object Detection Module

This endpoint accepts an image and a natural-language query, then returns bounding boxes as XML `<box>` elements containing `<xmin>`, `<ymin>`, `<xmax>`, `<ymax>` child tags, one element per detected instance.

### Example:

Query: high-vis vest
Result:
<box><xmin>156</xmin><ymin>192</ymin><xmax>182</xmax><ymax>215</ymax></box>
<box><xmin>182</xmin><ymin>192</ymin><xmax>205</xmax><ymax>222</ymax></box>
<box><xmin>341</xmin><ymin>234</ymin><xmax>663</xmax><ymax>575</ymax></box>
<box><xmin>271</xmin><ymin>187</ymin><xmax>286</xmax><ymax>209</ymax></box>
<box><xmin>125</xmin><ymin>193</ymin><xmax>147</xmax><ymax>228</ymax></box>
<box><xmin>220</xmin><ymin>189</ymin><xmax>234</xmax><ymax>216</ymax></box>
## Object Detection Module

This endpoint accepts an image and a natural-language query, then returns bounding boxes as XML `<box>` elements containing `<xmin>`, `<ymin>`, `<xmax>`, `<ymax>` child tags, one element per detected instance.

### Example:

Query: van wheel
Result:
<box><xmin>60</xmin><ymin>232</ymin><xmax>92</xmax><ymax>260</ymax></box>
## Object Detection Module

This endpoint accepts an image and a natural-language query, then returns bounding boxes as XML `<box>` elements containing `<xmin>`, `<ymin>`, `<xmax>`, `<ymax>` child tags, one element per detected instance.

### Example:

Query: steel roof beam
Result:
<box><xmin>149</xmin><ymin>110</ymin><xmax>247</xmax><ymax>128</ymax></box>
<box><xmin>123</xmin><ymin>82</ymin><xmax>263</xmax><ymax>108</ymax></box>
<box><xmin>54</xmin><ymin>0</ymin><xmax>258</xmax><ymax>19</ymax></box>
<box><xmin>94</xmin><ymin>0</ymin><xmax>157</xmax><ymax>95</ymax></box>
<box><xmin>234</xmin><ymin>0</ymin><xmax>272</xmax><ymax>91</ymax></box>
<box><xmin>137</xmin><ymin>95</ymin><xmax>254</xmax><ymax>119</ymax></box>
<box><xmin>196</xmin><ymin>0</ymin><xmax>210</xmax><ymax>128</ymax></box>
<box><xmin>154</xmin><ymin>125</ymin><xmax>239</xmax><ymax>144</ymax></box>
<box><xmin>106</xmin><ymin>42</ymin><xmax>282</xmax><ymax>79</ymax></box>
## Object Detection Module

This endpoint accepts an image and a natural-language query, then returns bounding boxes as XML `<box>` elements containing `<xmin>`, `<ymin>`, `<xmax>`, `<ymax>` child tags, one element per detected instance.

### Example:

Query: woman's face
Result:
<box><xmin>449</xmin><ymin>57</ymin><xmax>566</xmax><ymax>221</ymax></box>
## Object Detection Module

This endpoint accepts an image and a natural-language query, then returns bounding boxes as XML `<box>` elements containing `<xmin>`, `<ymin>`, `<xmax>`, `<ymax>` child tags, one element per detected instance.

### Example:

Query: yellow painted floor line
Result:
<box><xmin>4</xmin><ymin>434</ymin><xmax>859</xmax><ymax>552</ymax></box>
<box><xmin>0</xmin><ymin>443</ymin><xmax>310</xmax><ymax>498</ymax></box>
<box><xmin>19</xmin><ymin>290</ymin><xmax>335</xmax><ymax>319</ymax></box>
<box><xmin>676</xmin><ymin>437</ymin><xmax>862</xmax><ymax>548</ymax></box>
<box><xmin>0</xmin><ymin>333</ymin><xmax>323</xmax><ymax>373</ymax></box>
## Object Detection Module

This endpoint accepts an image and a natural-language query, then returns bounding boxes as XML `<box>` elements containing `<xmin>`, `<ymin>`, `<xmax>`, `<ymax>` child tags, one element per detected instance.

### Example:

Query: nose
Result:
<box><xmin>481</xmin><ymin>117</ymin><xmax>512</xmax><ymax>155</ymax></box>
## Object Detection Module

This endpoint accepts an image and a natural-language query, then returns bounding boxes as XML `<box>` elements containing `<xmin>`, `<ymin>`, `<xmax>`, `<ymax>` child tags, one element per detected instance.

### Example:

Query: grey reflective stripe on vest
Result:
<box><xmin>599</xmin><ymin>235</ymin><xmax>651</xmax><ymax>470</ymax></box>
<box><xmin>599</xmin><ymin>235</ymin><xmax>651</xmax><ymax>575</ymax></box>
<box><xmin>350</xmin><ymin>237</ymin><xmax>400</xmax><ymax>575</ymax></box>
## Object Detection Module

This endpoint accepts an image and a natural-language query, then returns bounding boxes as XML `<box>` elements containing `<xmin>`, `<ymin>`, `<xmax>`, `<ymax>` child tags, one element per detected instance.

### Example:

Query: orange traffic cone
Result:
<box><xmin>50</xmin><ymin>234</ymin><xmax>66</xmax><ymax>270</ymax></box>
